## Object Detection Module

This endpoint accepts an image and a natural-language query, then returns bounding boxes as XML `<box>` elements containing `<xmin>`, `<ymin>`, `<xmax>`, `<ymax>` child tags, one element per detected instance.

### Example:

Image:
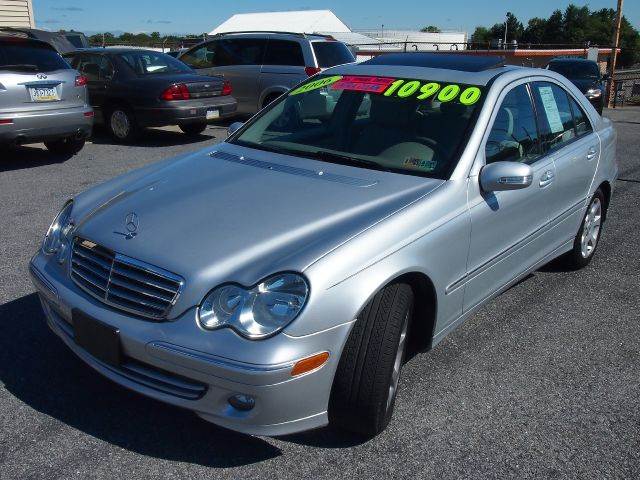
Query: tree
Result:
<box><xmin>471</xmin><ymin>26</ymin><xmax>491</xmax><ymax>44</ymax></box>
<box><xmin>420</xmin><ymin>26</ymin><xmax>441</xmax><ymax>33</ymax></box>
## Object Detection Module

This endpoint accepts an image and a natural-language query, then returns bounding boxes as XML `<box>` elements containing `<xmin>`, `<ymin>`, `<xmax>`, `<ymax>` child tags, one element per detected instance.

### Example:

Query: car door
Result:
<box><xmin>463</xmin><ymin>82</ymin><xmax>559</xmax><ymax>312</ymax></box>
<box><xmin>75</xmin><ymin>54</ymin><xmax>113</xmax><ymax>116</ymax></box>
<box><xmin>259</xmin><ymin>39</ymin><xmax>307</xmax><ymax>108</ymax></box>
<box><xmin>181</xmin><ymin>38</ymin><xmax>265</xmax><ymax>114</ymax></box>
<box><xmin>530</xmin><ymin>81</ymin><xmax>600</xmax><ymax>243</ymax></box>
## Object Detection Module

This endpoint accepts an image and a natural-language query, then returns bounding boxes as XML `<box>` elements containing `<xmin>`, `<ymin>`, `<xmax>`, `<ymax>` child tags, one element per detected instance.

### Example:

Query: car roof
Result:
<box><xmin>362</xmin><ymin>53</ymin><xmax>506</xmax><ymax>72</ymax></box>
<box><xmin>328</xmin><ymin>53</ymin><xmax>522</xmax><ymax>86</ymax></box>
<box><xmin>0</xmin><ymin>34</ymin><xmax>56</xmax><ymax>49</ymax></box>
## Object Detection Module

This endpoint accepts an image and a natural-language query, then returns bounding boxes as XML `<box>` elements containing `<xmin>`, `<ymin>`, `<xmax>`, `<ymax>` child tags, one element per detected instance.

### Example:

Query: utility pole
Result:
<box><xmin>503</xmin><ymin>12</ymin><xmax>509</xmax><ymax>49</ymax></box>
<box><xmin>607</xmin><ymin>0</ymin><xmax>624</xmax><ymax>108</ymax></box>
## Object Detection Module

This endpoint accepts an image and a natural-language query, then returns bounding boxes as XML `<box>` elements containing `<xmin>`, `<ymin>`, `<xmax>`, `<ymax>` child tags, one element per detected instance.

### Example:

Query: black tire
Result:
<box><xmin>107</xmin><ymin>106</ymin><xmax>139</xmax><ymax>143</ymax></box>
<box><xmin>179</xmin><ymin>122</ymin><xmax>207</xmax><ymax>136</ymax></box>
<box><xmin>562</xmin><ymin>189</ymin><xmax>605</xmax><ymax>269</ymax></box>
<box><xmin>44</xmin><ymin>137</ymin><xmax>85</xmax><ymax>155</ymax></box>
<box><xmin>329</xmin><ymin>282</ymin><xmax>414</xmax><ymax>437</ymax></box>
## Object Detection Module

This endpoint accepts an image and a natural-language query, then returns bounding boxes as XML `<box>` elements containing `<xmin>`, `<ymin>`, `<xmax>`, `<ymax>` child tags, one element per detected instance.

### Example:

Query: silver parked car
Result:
<box><xmin>179</xmin><ymin>31</ymin><xmax>355</xmax><ymax>115</ymax></box>
<box><xmin>30</xmin><ymin>53</ymin><xmax>617</xmax><ymax>437</ymax></box>
<box><xmin>0</xmin><ymin>35</ymin><xmax>93</xmax><ymax>154</ymax></box>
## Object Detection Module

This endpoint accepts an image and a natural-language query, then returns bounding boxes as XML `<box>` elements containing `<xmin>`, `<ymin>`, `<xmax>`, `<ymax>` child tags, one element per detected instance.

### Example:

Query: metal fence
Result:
<box><xmin>611</xmin><ymin>70</ymin><xmax>640</xmax><ymax>107</ymax></box>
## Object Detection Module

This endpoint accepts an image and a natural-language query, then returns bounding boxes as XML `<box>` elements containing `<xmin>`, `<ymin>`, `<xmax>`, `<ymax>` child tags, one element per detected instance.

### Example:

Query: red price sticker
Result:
<box><xmin>332</xmin><ymin>76</ymin><xmax>396</xmax><ymax>94</ymax></box>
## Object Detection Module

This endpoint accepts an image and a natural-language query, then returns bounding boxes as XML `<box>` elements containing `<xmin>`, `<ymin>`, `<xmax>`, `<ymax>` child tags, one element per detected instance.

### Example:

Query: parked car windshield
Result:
<box><xmin>231</xmin><ymin>75</ymin><xmax>485</xmax><ymax>179</ymax></box>
<box><xmin>312</xmin><ymin>41</ymin><xmax>355</xmax><ymax>68</ymax></box>
<box><xmin>119</xmin><ymin>51</ymin><xmax>192</xmax><ymax>75</ymax></box>
<box><xmin>548</xmin><ymin>61</ymin><xmax>600</xmax><ymax>80</ymax></box>
<box><xmin>0</xmin><ymin>41</ymin><xmax>70</xmax><ymax>72</ymax></box>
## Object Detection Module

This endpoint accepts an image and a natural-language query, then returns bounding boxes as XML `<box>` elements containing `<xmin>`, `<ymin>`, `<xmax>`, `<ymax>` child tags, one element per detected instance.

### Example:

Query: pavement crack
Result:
<box><xmin>617</xmin><ymin>178</ymin><xmax>640</xmax><ymax>184</ymax></box>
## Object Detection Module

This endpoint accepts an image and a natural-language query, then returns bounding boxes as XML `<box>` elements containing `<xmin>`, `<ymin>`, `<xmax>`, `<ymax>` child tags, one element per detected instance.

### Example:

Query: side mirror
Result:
<box><xmin>480</xmin><ymin>161</ymin><xmax>533</xmax><ymax>192</ymax></box>
<box><xmin>227</xmin><ymin>121</ymin><xmax>244</xmax><ymax>137</ymax></box>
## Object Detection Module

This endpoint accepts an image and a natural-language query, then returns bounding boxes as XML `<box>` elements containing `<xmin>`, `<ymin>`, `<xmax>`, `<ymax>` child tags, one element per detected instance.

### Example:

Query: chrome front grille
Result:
<box><xmin>70</xmin><ymin>237</ymin><xmax>183</xmax><ymax>320</ymax></box>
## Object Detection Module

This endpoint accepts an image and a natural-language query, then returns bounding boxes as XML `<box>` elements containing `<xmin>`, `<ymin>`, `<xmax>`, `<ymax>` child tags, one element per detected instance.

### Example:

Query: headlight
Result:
<box><xmin>42</xmin><ymin>200</ymin><xmax>74</xmax><ymax>255</ymax></box>
<box><xmin>198</xmin><ymin>273</ymin><xmax>309</xmax><ymax>340</ymax></box>
<box><xmin>586</xmin><ymin>88</ymin><xmax>602</xmax><ymax>98</ymax></box>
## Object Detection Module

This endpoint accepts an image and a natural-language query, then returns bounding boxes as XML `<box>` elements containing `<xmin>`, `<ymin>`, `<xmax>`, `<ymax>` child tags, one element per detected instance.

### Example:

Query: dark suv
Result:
<box><xmin>547</xmin><ymin>58</ymin><xmax>606</xmax><ymax>114</ymax></box>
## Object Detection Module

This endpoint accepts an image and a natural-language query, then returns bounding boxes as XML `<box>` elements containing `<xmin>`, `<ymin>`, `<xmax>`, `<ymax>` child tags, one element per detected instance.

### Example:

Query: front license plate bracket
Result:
<box><xmin>73</xmin><ymin>310</ymin><xmax>121</xmax><ymax>366</ymax></box>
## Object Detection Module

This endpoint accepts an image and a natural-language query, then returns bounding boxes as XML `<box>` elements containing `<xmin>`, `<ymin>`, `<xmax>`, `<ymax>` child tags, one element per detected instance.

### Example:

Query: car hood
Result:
<box><xmin>73</xmin><ymin>143</ymin><xmax>444</xmax><ymax>315</ymax></box>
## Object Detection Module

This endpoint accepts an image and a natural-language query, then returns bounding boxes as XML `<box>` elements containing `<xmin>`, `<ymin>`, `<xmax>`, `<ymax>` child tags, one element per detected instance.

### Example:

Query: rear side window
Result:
<box><xmin>311</xmin><ymin>41</ymin><xmax>354</xmax><ymax>68</ymax></box>
<box><xmin>0</xmin><ymin>42</ymin><xmax>70</xmax><ymax>72</ymax></box>
<box><xmin>569</xmin><ymin>97</ymin><xmax>593</xmax><ymax>136</ymax></box>
<box><xmin>485</xmin><ymin>84</ymin><xmax>542</xmax><ymax>164</ymax></box>
<box><xmin>216</xmin><ymin>39</ymin><xmax>266</xmax><ymax>66</ymax></box>
<box><xmin>531</xmin><ymin>82</ymin><xmax>576</xmax><ymax>152</ymax></box>
<box><xmin>263</xmin><ymin>40</ymin><xmax>304</xmax><ymax>66</ymax></box>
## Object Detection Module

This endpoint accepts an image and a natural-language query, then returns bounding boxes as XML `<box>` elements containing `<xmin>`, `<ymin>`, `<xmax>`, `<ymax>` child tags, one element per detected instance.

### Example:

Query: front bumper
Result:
<box><xmin>0</xmin><ymin>105</ymin><xmax>93</xmax><ymax>144</ymax></box>
<box><xmin>29</xmin><ymin>252</ymin><xmax>352</xmax><ymax>436</ymax></box>
<box><xmin>135</xmin><ymin>96</ymin><xmax>238</xmax><ymax>127</ymax></box>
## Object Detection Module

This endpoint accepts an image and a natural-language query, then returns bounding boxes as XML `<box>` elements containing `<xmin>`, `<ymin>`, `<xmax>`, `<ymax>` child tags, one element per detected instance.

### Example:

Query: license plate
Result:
<box><xmin>30</xmin><ymin>86</ymin><xmax>59</xmax><ymax>102</ymax></box>
<box><xmin>206</xmin><ymin>109</ymin><xmax>220</xmax><ymax>120</ymax></box>
<box><xmin>73</xmin><ymin>310</ymin><xmax>121</xmax><ymax>366</ymax></box>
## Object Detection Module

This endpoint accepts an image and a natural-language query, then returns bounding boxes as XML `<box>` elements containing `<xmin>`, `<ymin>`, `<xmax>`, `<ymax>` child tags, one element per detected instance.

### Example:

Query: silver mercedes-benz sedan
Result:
<box><xmin>30</xmin><ymin>53</ymin><xmax>617</xmax><ymax>438</ymax></box>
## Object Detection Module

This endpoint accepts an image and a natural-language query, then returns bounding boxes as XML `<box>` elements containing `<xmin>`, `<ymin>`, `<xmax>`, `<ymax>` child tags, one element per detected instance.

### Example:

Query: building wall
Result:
<box><xmin>0</xmin><ymin>0</ymin><xmax>35</xmax><ymax>28</ymax></box>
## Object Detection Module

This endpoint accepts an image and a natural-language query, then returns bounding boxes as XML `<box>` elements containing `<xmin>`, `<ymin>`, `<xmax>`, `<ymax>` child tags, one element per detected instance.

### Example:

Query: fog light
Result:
<box><xmin>228</xmin><ymin>394</ymin><xmax>255</xmax><ymax>411</ymax></box>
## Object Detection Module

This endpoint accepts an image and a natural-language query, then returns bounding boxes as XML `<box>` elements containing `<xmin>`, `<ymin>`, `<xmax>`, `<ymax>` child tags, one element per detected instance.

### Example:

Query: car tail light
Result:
<box><xmin>304</xmin><ymin>66</ymin><xmax>322</xmax><ymax>77</ymax></box>
<box><xmin>84</xmin><ymin>111</ymin><xmax>94</xmax><ymax>117</ymax></box>
<box><xmin>0</xmin><ymin>118</ymin><xmax>13</xmax><ymax>125</ymax></box>
<box><xmin>222</xmin><ymin>80</ymin><xmax>232</xmax><ymax>96</ymax></box>
<box><xmin>75</xmin><ymin>75</ymin><xmax>87</xmax><ymax>87</ymax></box>
<box><xmin>161</xmin><ymin>83</ymin><xmax>190</xmax><ymax>101</ymax></box>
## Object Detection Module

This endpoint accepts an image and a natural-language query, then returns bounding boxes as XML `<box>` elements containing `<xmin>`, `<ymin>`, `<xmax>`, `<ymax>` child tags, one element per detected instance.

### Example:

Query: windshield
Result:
<box><xmin>0</xmin><ymin>42</ymin><xmax>70</xmax><ymax>72</ymax></box>
<box><xmin>230</xmin><ymin>75</ymin><xmax>486</xmax><ymax>179</ymax></box>
<box><xmin>548</xmin><ymin>62</ymin><xmax>600</xmax><ymax>80</ymax></box>
<box><xmin>119</xmin><ymin>51</ymin><xmax>193</xmax><ymax>75</ymax></box>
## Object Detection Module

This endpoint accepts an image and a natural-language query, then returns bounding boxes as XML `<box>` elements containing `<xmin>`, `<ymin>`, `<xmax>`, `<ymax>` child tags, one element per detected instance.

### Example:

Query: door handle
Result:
<box><xmin>539</xmin><ymin>170</ymin><xmax>555</xmax><ymax>188</ymax></box>
<box><xmin>586</xmin><ymin>146</ymin><xmax>597</xmax><ymax>160</ymax></box>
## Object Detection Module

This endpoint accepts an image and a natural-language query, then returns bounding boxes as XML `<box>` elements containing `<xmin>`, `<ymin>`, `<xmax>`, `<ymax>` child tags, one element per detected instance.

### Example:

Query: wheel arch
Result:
<box><xmin>597</xmin><ymin>180</ymin><xmax>612</xmax><ymax>221</ymax></box>
<box><xmin>259</xmin><ymin>88</ymin><xmax>287</xmax><ymax>109</ymax></box>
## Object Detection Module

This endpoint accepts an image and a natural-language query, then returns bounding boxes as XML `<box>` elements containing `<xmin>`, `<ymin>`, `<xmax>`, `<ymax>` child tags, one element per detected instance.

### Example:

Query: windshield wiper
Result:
<box><xmin>307</xmin><ymin>150</ymin><xmax>393</xmax><ymax>173</ymax></box>
<box><xmin>0</xmin><ymin>64</ymin><xmax>40</xmax><ymax>71</ymax></box>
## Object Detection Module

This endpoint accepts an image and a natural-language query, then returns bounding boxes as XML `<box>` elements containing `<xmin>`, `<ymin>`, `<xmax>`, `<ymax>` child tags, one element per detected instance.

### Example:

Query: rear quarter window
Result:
<box><xmin>263</xmin><ymin>40</ymin><xmax>304</xmax><ymax>66</ymax></box>
<box><xmin>311</xmin><ymin>41</ymin><xmax>355</xmax><ymax>68</ymax></box>
<box><xmin>0</xmin><ymin>42</ymin><xmax>70</xmax><ymax>72</ymax></box>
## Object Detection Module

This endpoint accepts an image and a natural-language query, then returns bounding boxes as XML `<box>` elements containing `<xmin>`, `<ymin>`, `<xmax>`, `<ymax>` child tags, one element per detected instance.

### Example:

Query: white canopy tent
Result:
<box><xmin>209</xmin><ymin>10</ymin><xmax>350</xmax><ymax>35</ymax></box>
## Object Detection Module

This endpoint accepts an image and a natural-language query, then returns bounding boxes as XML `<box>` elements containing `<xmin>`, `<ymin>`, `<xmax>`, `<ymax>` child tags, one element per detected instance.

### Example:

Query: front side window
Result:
<box><xmin>76</xmin><ymin>54</ymin><xmax>114</xmax><ymax>81</ymax></box>
<box><xmin>263</xmin><ymin>40</ymin><xmax>304</xmax><ymax>66</ymax></box>
<box><xmin>569</xmin><ymin>97</ymin><xmax>593</xmax><ymax>136</ymax></box>
<box><xmin>531</xmin><ymin>82</ymin><xmax>576</xmax><ymax>152</ymax></box>
<box><xmin>120</xmin><ymin>51</ymin><xmax>192</xmax><ymax>75</ymax></box>
<box><xmin>181</xmin><ymin>42</ymin><xmax>216</xmax><ymax>69</ymax></box>
<box><xmin>230</xmin><ymin>75</ymin><xmax>486</xmax><ymax>179</ymax></box>
<box><xmin>485</xmin><ymin>84</ymin><xmax>542</xmax><ymax>165</ymax></box>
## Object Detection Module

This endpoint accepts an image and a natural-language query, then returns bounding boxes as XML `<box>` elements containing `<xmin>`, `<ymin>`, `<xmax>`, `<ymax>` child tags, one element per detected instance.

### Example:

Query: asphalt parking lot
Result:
<box><xmin>1</xmin><ymin>110</ymin><xmax>639</xmax><ymax>479</ymax></box>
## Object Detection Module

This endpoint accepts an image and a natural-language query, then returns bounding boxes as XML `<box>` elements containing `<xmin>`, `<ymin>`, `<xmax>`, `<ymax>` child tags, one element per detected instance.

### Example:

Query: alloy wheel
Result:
<box><xmin>111</xmin><ymin>110</ymin><xmax>130</xmax><ymax>139</ymax></box>
<box><xmin>581</xmin><ymin>197</ymin><xmax>602</xmax><ymax>258</ymax></box>
<box><xmin>386</xmin><ymin>311</ymin><xmax>409</xmax><ymax>412</ymax></box>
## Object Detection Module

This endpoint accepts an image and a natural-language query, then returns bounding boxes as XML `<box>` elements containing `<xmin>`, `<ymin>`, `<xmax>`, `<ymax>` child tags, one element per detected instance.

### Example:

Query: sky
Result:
<box><xmin>33</xmin><ymin>0</ymin><xmax>639</xmax><ymax>35</ymax></box>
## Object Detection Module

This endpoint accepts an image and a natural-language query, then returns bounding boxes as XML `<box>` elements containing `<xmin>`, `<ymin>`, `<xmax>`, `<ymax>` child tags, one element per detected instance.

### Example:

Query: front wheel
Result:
<box><xmin>563</xmin><ymin>189</ymin><xmax>605</xmax><ymax>269</ymax></box>
<box><xmin>329</xmin><ymin>282</ymin><xmax>413</xmax><ymax>437</ymax></box>
<box><xmin>44</xmin><ymin>137</ymin><xmax>85</xmax><ymax>155</ymax></box>
<box><xmin>179</xmin><ymin>122</ymin><xmax>207</xmax><ymax>136</ymax></box>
